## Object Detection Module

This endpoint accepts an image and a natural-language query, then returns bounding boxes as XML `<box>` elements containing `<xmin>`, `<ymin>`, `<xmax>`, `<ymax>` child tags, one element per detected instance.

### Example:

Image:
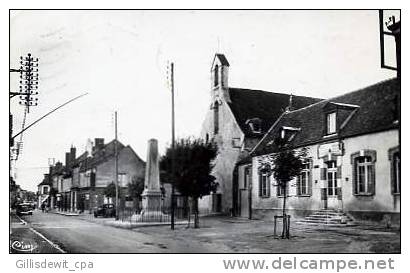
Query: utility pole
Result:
<box><xmin>114</xmin><ymin>111</ymin><xmax>119</xmax><ymax>221</ymax></box>
<box><xmin>170</xmin><ymin>62</ymin><xmax>176</xmax><ymax>230</ymax></box>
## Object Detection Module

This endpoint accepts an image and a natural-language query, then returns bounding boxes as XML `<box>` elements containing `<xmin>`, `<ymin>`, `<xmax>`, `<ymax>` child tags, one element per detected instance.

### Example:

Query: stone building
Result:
<box><xmin>242</xmin><ymin>78</ymin><xmax>400</xmax><ymax>223</ymax></box>
<box><xmin>47</xmin><ymin>138</ymin><xmax>145</xmax><ymax>213</ymax></box>
<box><xmin>74</xmin><ymin>138</ymin><xmax>146</xmax><ymax>213</ymax></box>
<box><xmin>199</xmin><ymin>54</ymin><xmax>322</xmax><ymax>214</ymax></box>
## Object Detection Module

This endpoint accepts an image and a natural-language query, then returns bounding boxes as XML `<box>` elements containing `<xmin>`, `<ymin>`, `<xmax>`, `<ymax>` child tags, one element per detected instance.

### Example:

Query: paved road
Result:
<box><xmin>11</xmin><ymin>211</ymin><xmax>215</xmax><ymax>253</ymax></box>
<box><xmin>10</xmin><ymin>214</ymin><xmax>62</xmax><ymax>253</ymax></box>
<box><xmin>10</xmin><ymin>211</ymin><xmax>400</xmax><ymax>253</ymax></box>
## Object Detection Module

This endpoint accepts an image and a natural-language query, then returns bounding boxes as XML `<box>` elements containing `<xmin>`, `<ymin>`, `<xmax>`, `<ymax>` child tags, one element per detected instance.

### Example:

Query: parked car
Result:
<box><xmin>94</xmin><ymin>204</ymin><xmax>116</xmax><ymax>218</ymax></box>
<box><xmin>16</xmin><ymin>203</ymin><xmax>33</xmax><ymax>216</ymax></box>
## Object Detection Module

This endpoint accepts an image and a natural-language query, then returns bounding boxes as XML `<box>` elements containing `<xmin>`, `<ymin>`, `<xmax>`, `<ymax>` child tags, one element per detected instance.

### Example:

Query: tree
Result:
<box><xmin>104</xmin><ymin>182</ymin><xmax>117</xmax><ymax>199</ymax></box>
<box><xmin>268</xmin><ymin>138</ymin><xmax>307</xmax><ymax>238</ymax></box>
<box><xmin>160</xmin><ymin>138</ymin><xmax>218</xmax><ymax>228</ymax></box>
<box><xmin>127</xmin><ymin>176</ymin><xmax>145</xmax><ymax>211</ymax></box>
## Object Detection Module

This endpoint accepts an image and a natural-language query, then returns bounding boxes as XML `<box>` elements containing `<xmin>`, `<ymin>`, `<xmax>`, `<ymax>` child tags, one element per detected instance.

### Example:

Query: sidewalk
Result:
<box><xmin>130</xmin><ymin>216</ymin><xmax>400</xmax><ymax>253</ymax></box>
<box><xmin>49</xmin><ymin>210</ymin><xmax>79</xmax><ymax>216</ymax></box>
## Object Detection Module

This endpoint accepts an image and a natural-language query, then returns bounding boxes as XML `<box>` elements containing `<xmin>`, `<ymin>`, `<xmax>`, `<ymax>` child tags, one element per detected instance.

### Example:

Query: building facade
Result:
<box><xmin>241</xmin><ymin>78</ymin><xmax>400</xmax><ymax>223</ymax></box>
<box><xmin>47</xmin><ymin>138</ymin><xmax>145</xmax><ymax>213</ymax></box>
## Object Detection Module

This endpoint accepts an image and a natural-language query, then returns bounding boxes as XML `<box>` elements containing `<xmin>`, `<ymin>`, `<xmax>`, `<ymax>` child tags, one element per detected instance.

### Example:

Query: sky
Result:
<box><xmin>10</xmin><ymin>10</ymin><xmax>398</xmax><ymax>192</ymax></box>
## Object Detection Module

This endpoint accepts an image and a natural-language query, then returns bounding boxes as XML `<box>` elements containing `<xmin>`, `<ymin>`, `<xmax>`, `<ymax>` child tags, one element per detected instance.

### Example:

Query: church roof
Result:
<box><xmin>251</xmin><ymin>78</ymin><xmax>400</xmax><ymax>156</ymax></box>
<box><xmin>227</xmin><ymin>88</ymin><xmax>322</xmax><ymax>137</ymax></box>
<box><xmin>215</xmin><ymin>54</ymin><xmax>230</xmax><ymax>66</ymax></box>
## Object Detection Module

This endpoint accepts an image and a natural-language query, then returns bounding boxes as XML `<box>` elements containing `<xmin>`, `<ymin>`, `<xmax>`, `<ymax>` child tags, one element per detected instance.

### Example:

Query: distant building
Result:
<box><xmin>243</xmin><ymin>78</ymin><xmax>400</xmax><ymax>223</ymax></box>
<box><xmin>49</xmin><ymin>138</ymin><xmax>146</xmax><ymax>213</ymax></box>
<box><xmin>37</xmin><ymin>174</ymin><xmax>52</xmax><ymax>208</ymax></box>
<box><xmin>200</xmin><ymin>54</ymin><xmax>322</xmax><ymax>214</ymax></box>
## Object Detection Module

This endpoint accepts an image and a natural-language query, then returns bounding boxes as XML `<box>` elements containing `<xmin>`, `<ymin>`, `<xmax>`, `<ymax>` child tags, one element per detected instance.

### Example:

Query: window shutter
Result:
<box><xmin>368</xmin><ymin>165</ymin><xmax>376</xmax><ymax>195</ymax></box>
<box><xmin>321</xmin><ymin>188</ymin><xmax>327</xmax><ymax>200</ymax></box>
<box><xmin>320</xmin><ymin>168</ymin><xmax>327</xmax><ymax>180</ymax></box>
<box><xmin>337</xmin><ymin>187</ymin><xmax>343</xmax><ymax>200</ymax></box>
<box><xmin>352</xmin><ymin>160</ymin><xmax>358</xmax><ymax>195</ymax></box>
<box><xmin>276</xmin><ymin>182</ymin><xmax>281</xmax><ymax>197</ymax></box>
<box><xmin>308</xmin><ymin>172</ymin><xmax>313</xmax><ymax>196</ymax></box>
<box><xmin>336</xmin><ymin>166</ymin><xmax>342</xmax><ymax>179</ymax></box>
<box><xmin>258</xmin><ymin>174</ymin><xmax>262</xmax><ymax>197</ymax></box>
<box><xmin>267</xmin><ymin>176</ymin><xmax>271</xmax><ymax>197</ymax></box>
<box><xmin>296</xmin><ymin>176</ymin><xmax>301</xmax><ymax>196</ymax></box>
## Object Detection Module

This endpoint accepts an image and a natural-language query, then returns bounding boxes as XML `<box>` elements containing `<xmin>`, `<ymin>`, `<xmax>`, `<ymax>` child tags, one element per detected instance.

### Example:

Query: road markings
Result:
<box><xmin>15</xmin><ymin>215</ymin><xmax>66</xmax><ymax>254</ymax></box>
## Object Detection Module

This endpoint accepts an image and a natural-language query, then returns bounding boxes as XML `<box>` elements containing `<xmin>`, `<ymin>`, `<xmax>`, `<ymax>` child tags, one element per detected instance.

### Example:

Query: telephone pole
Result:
<box><xmin>114</xmin><ymin>111</ymin><xmax>119</xmax><ymax>220</ymax></box>
<box><xmin>170</xmin><ymin>62</ymin><xmax>176</xmax><ymax>230</ymax></box>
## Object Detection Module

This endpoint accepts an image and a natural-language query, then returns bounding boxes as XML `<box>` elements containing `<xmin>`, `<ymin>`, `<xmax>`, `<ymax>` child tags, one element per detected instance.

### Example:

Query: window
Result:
<box><xmin>298</xmin><ymin>160</ymin><xmax>312</xmax><ymax>196</ymax></box>
<box><xmin>390</xmin><ymin>149</ymin><xmax>400</xmax><ymax>194</ymax></box>
<box><xmin>326</xmin><ymin>161</ymin><xmax>338</xmax><ymax>196</ymax></box>
<box><xmin>393</xmin><ymin>153</ymin><xmax>401</xmax><ymax>193</ymax></box>
<box><xmin>214</xmin><ymin>64</ymin><xmax>219</xmax><ymax>87</ymax></box>
<box><xmin>277</xmin><ymin>182</ymin><xmax>288</xmax><ymax>197</ymax></box>
<box><xmin>326</xmin><ymin>112</ymin><xmax>336</xmax><ymax>134</ymax></box>
<box><xmin>118</xmin><ymin>173</ymin><xmax>127</xmax><ymax>187</ymax></box>
<box><xmin>244</xmin><ymin>166</ymin><xmax>251</xmax><ymax>189</ymax></box>
<box><xmin>43</xmin><ymin>186</ymin><xmax>49</xmax><ymax>195</ymax></box>
<box><xmin>355</xmin><ymin>157</ymin><xmax>373</xmax><ymax>194</ymax></box>
<box><xmin>259</xmin><ymin>173</ymin><xmax>270</xmax><ymax>197</ymax></box>
<box><xmin>213</xmin><ymin>103</ymin><xmax>219</xmax><ymax>135</ymax></box>
<box><xmin>351</xmin><ymin>150</ymin><xmax>376</xmax><ymax>195</ymax></box>
<box><xmin>281</xmin><ymin>126</ymin><xmax>300</xmax><ymax>142</ymax></box>
<box><xmin>354</xmin><ymin>156</ymin><xmax>374</xmax><ymax>195</ymax></box>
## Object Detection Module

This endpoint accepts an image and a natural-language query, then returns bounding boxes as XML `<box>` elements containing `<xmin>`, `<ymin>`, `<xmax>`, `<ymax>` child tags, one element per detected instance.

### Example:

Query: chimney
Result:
<box><xmin>92</xmin><ymin>138</ymin><xmax>105</xmax><ymax>154</ymax></box>
<box><xmin>285</xmin><ymin>94</ymin><xmax>294</xmax><ymax>112</ymax></box>
<box><xmin>65</xmin><ymin>152</ymin><xmax>70</xmax><ymax>168</ymax></box>
<box><xmin>70</xmin><ymin>146</ymin><xmax>76</xmax><ymax>164</ymax></box>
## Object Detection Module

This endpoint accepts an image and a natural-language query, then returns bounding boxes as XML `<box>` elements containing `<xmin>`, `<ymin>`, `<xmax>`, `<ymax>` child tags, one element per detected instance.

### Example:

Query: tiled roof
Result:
<box><xmin>227</xmin><ymin>88</ymin><xmax>322</xmax><ymax>137</ymax></box>
<box><xmin>76</xmin><ymin>140</ymin><xmax>142</xmax><ymax>172</ymax></box>
<box><xmin>252</xmin><ymin>78</ymin><xmax>400</xmax><ymax>156</ymax></box>
<box><xmin>38</xmin><ymin>176</ymin><xmax>51</xmax><ymax>186</ymax></box>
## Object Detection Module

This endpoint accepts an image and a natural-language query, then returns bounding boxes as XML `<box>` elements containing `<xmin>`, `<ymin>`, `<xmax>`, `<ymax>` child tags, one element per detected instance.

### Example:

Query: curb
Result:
<box><xmin>49</xmin><ymin>210</ymin><xmax>80</xmax><ymax>216</ymax></box>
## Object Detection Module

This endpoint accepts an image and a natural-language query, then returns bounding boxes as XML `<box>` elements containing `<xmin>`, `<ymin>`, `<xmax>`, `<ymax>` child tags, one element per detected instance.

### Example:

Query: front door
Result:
<box><xmin>240</xmin><ymin>189</ymin><xmax>249</xmax><ymax>217</ymax></box>
<box><xmin>326</xmin><ymin>161</ymin><xmax>340</xmax><ymax>209</ymax></box>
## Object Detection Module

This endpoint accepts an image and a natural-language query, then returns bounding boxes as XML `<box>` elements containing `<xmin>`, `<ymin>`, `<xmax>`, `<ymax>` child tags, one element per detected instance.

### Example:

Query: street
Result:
<box><xmin>10</xmin><ymin>211</ymin><xmax>216</xmax><ymax>253</ymax></box>
<box><xmin>10</xmin><ymin>210</ymin><xmax>400</xmax><ymax>253</ymax></box>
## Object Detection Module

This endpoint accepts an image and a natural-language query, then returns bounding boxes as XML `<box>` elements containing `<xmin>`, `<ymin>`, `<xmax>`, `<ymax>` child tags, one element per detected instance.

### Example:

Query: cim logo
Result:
<box><xmin>11</xmin><ymin>240</ymin><xmax>37</xmax><ymax>253</ymax></box>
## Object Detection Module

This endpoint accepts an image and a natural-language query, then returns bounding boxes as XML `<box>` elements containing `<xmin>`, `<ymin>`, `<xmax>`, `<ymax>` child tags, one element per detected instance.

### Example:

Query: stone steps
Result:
<box><xmin>296</xmin><ymin>209</ymin><xmax>356</xmax><ymax>227</ymax></box>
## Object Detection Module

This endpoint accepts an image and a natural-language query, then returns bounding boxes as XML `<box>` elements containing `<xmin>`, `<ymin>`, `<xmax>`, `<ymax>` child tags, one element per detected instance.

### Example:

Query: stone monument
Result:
<box><xmin>134</xmin><ymin>138</ymin><xmax>166</xmax><ymax>221</ymax></box>
<box><xmin>141</xmin><ymin>138</ymin><xmax>163</xmax><ymax>210</ymax></box>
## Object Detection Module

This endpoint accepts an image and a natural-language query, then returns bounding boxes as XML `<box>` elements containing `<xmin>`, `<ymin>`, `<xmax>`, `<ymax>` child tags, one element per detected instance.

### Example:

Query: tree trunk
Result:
<box><xmin>194</xmin><ymin>197</ymin><xmax>199</xmax><ymax>228</ymax></box>
<box><xmin>187</xmin><ymin>197</ymin><xmax>191</xmax><ymax>228</ymax></box>
<box><xmin>281</xmin><ymin>182</ymin><xmax>287</xmax><ymax>239</ymax></box>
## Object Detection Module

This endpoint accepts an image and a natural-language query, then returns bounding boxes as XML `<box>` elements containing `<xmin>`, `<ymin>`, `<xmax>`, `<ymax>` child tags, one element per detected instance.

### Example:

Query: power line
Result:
<box><xmin>12</xmin><ymin>93</ymin><xmax>88</xmax><ymax>140</ymax></box>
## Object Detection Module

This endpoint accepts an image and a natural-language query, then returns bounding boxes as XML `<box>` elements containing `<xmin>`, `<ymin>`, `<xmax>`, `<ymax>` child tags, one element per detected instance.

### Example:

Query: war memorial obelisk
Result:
<box><xmin>138</xmin><ymin>138</ymin><xmax>165</xmax><ymax>220</ymax></box>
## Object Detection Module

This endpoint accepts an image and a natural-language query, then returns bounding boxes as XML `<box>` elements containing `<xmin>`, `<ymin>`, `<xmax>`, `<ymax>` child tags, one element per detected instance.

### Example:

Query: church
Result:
<box><xmin>199</xmin><ymin>54</ymin><xmax>322</xmax><ymax>215</ymax></box>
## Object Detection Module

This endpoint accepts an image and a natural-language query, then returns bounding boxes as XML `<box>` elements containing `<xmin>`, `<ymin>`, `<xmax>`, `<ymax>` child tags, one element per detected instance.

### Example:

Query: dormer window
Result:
<box><xmin>246</xmin><ymin>118</ymin><xmax>262</xmax><ymax>134</ymax></box>
<box><xmin>281</xmin><ymin>126</ymin><xmax>300</xmax><ymax>142</ymax></box>
<box><xmin>326</xmin><ymin>112</ymin><xmax>336</xmax><ymax>134</ymax></box>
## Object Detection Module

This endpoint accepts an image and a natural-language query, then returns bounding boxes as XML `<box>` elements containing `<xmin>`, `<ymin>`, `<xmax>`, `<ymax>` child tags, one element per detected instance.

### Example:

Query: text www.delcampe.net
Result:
<box><xmin>222</xmin><ymin>257</ymin><xmax>395</xmax><ymax>272</ymax></box>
